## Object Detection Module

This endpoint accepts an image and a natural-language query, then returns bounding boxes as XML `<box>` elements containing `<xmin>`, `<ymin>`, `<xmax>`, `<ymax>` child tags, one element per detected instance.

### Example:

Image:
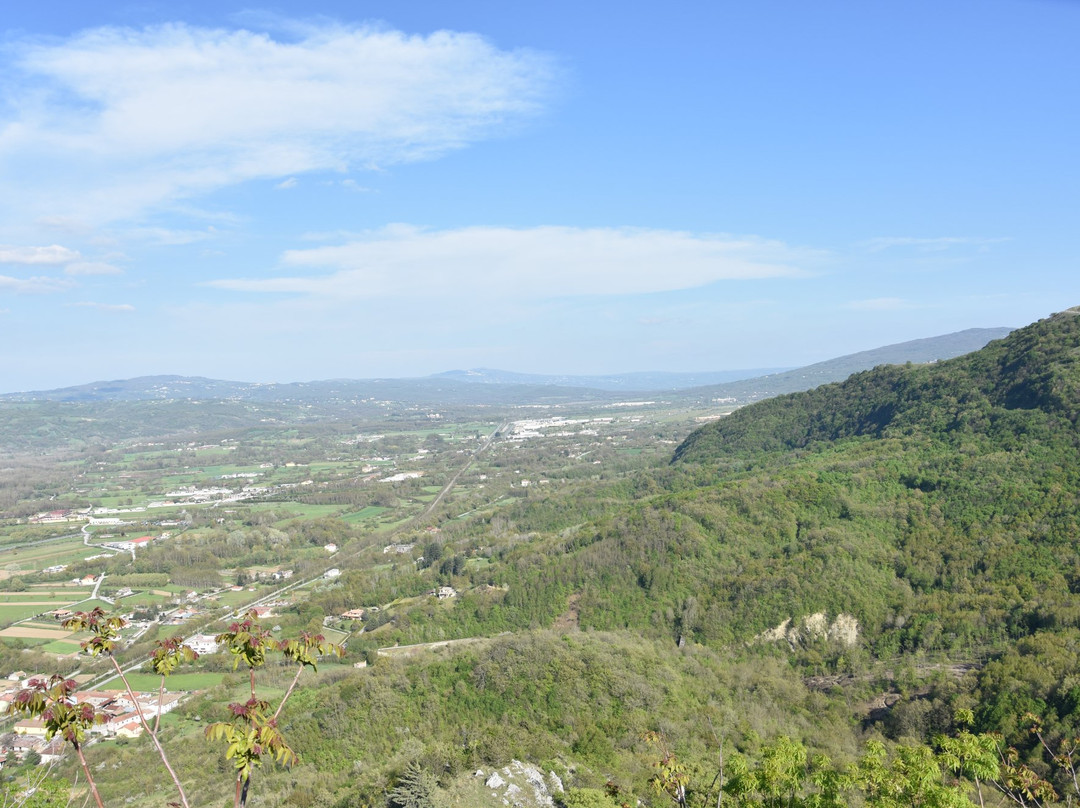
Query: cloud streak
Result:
<box><xmin>0</xmin><ymin>22</ymin><xmax>558</xmax><ymax>226</ymax></box>
<box><xmin>64</xmin><ymin>261</ymin><xmax>123</xmax><ymax>276</ymax></box>
<box><xmin>209</xmin><ymin>225</ymin><xmax>817</xmax><ymax>300</ymax></box>
<box><xmin>0</xmin><ymin>274</ymin><xmax>72</xmax><ymax>293</ymax></box>
<box><xmin>0</xmin><ymin>245</ymin><xmax>81</xmax><ymax>264</ymax></box>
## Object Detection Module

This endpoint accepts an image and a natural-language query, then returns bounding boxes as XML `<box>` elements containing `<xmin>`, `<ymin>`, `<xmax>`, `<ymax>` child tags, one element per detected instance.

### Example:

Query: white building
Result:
<box><xmin>185</xmin><ymin>633</ymin><xmax>220</xmax><ymax>656</ymax></box>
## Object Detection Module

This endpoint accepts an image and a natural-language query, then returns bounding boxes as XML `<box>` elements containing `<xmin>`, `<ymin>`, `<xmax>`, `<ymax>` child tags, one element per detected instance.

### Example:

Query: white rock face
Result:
<box><xmin>478</xmin><ymin>760</ymin><xmax>561</xmax><ymax>807</ymax></box>
<box><xmin>802</xmin><ymin>612</ymin><xmax>829</xmax><ymax>640</ymax></box>
<box><xmin>756</xmin><ymin>612</ymin><xmax>859</xmax><ymax>649</ymax></box>
<box><xmin>828</xmin><ymin>613</ymin><xmax>860</xmax><ymax>646</ymax></box>
<box><xmin>548</xmin><ymin>771</ymin><xmax>564</xmax><ymax>793</ymax></box>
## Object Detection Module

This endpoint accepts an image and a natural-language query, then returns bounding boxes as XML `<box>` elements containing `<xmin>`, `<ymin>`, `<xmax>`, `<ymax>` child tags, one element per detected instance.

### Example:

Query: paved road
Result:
<box><xmin>83</xmin><ymin>522</ymin><xmax>134</xmax><ymax>560</ymax></box>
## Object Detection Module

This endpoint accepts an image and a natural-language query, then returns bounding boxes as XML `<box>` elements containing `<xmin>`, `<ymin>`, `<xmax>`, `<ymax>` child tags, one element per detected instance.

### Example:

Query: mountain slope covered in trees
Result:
<box><xmin>360</xmin><ymin>309</ymin><xmax>1080</xmax><ymax>660</ymax></box>
<box><xmin>674</xmin><ymin>312</ymin><xmax>1076</xmax><ymax>460</ymax></box>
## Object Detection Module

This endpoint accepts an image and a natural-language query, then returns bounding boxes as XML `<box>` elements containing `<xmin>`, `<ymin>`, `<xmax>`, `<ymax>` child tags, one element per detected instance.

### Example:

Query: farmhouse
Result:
<box><xmin>106</xmin><ymin>535</ymin><xmax>154</xmax><ymax>552</ymax></box>
<box><xmin>185</xmin><ymin>633</ymin><xmax>220</xmax><ymax>655</ymax></box>
<box><xmin>383</xmin><ymin>543</ymin><xmax>415</xmax><ymax>554</ymax></box>
<box><xmin>13</xmin><ymin>719</ymin><xmax>46</xmax><ymax>737</ymax></box>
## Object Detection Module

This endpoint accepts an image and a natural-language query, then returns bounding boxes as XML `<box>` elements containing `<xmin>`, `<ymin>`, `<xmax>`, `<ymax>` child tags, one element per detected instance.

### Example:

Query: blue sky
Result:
<box><xmin>1</xmin><ymin>1</ymin><xmax>1077</xmax><ymax>392</ymax></box>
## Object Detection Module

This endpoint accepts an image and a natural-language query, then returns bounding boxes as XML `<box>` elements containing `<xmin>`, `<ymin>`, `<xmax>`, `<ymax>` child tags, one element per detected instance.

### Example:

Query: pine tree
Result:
<box><xmin>387</xmin><ymin>762</ymin><xmax>444</xmax><ymax>808</ymax></box>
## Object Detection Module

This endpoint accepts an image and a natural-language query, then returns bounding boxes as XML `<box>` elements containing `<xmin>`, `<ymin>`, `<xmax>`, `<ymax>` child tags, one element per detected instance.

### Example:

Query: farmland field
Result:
<box><xmin>121</xmin><ymin>671</ymin><xmax>225</xmax><ymax>691</ymax></box>
<box><xmin>342</xmin><ymin>506</ymin><xmax>388</xmax><ymax>523</ymax></box>
<box><xmin>0</xmin><ymin>624</ymin><xmax>73</xmax><ymax>640</ymax></box>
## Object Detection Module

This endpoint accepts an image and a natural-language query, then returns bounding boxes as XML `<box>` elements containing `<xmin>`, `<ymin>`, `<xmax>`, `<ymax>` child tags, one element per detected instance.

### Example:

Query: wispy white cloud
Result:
<box><xmin>71</xmin><ymin>301</ymin><xmax>135</xmax><ymax>312</ymax></box>
<box><xmin>275</xmin><ymin>177</ymin><xmax>299</xmax><ymax>190</ymax></box>
<box><xmin>845</xmin><ymin>297</ymin><xmax>912</xmax><ymax>311</ymax></box>
<box><xmin>64</xmin><ymin>261</ymin><xmax>124</xmax><ymax>276</ymax></box>
<box><xmin>123</xmin><ymin>227</ymin><xmax>218</xmax><ymax>245</ymax></box>
<box><xmin>0</xmin><ymin>22</ymin><xmax>558</xmax><ymax>226</ymax></box>
<box><xmin>0</xmin><ymin>245</ymin><xmax>81</xmax><ymax>264</ymax></box>
<box><xmin>209</xmin><ymin>226</ymin><xmax>818</xmax><ymax>300</ymax></box>
<box><xmin>0</xmin><ymin>274</ymin><xmax>72</xmax><ymax>293</ymax></box>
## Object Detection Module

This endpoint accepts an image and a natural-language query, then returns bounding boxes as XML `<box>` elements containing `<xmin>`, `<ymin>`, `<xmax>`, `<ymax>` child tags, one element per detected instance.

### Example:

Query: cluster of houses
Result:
<box><xmin>103</xmin><ymin>535</ymin><xmax>155</xmax><ymax>553</ymax></box>
<box><xmin>383</xmin><ymin>543</ymin><xmax>415</xmax><ymax>554</ymax></box>
<box><xmin>29</xmin><ymin>508</ymin><xmax>90</xmax><ymax>524</ymax></box>
<box><xmin>0</xmin><ymin>673</ymin><xmax>186</xmax><ymax>765</ymax></box>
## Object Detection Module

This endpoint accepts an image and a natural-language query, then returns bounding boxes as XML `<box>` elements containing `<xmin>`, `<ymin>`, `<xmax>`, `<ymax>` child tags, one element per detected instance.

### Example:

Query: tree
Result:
<box><xmin>62</xmin><ymin>609</ymin><xmax>196</xmax><ymax>808</ymax></box>
<box><xmin>207</xmin><ymin>611</ymin><xmax>344</xmax><ymax>808</ymax></box>
<box><xmin>936</xmin><ymin>711</ymin><xmax>999</xmax><ymax>808</ymax></box>
<box><xmin>0</xmin><ymin>768</ymin><xmax>71</xmax><ymax>808</ymax></box>
<box><xmin>11</xmin><ymin>676</ymin><xmax>105</xmax><ymax>808</ymax></box>
<box><xmin>560</xmin><ymin>788</ymin><xmax>619</xmax><ymax>808</ymax></box>
<box><xmin>388</xmin><ymin>761</ymin><xmax>444</xmax><ymax>808</ymax></box>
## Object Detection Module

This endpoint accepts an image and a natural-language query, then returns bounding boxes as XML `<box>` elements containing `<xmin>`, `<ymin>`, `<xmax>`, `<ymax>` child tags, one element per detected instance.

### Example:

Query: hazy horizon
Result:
<box><xmin>1</xmin><ymin>324</ymin><xmax>1017</xmax><ymax>396</ymax></box>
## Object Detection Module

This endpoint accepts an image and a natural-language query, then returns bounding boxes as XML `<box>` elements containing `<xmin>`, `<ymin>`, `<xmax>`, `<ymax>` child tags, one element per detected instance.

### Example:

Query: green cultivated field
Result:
<box><xmin>0</xmin><ymin>534</ymin><xmax>94</xmax><ymax>572</ymax></box>
<box><xmin>320</xmin><ymin>627</ymin><xmax>349</xmax><ymax>643</ymax></box>
<box><xmin>0</xmin><ymin>604</ymin><xmax>64</xmax><ymax>622</ymax></box>
<box><xmin>214</xmin><ymin>588</ymin><xmax>258</xmax><ymax>607</ymax></box>
<box><xmin>0</xmin><ymin>592</ymin><xmax>78</xmax><ymax>603</ymax></box>
<box><xmin>342</xmin><ymin>506</ymin><xmax>388</xmax><ymax>523</ymax></box>
<box><xmin>39</xmin><ymin>639</ymin><xmax>83</xmax><ymax>654</ymax></box>
<box><xmin>121</xmin><ymin>671</ymin><xmax>225</xmax><ymax>691</ymax></box>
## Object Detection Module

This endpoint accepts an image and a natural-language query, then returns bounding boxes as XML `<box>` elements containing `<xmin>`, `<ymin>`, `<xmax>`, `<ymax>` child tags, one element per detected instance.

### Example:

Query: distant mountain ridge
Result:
<box><xmin>678</xmin><ymin>327</ymin><xmax>1014</xmax><ymax>403</ymax></box>
<box><xmin>431</xmin><ymin>367</ymin><xmax>792</xmax><ymax>390</ymax></box>
<box><xmin>0</xmin><ymin>375</ymin><xmax>621</xmax><ymax>405</ymax></box>
<box><xmin>0</xmin><ymin>325</ymin><xmax>1012</xmax><ymax>403</ymax></box>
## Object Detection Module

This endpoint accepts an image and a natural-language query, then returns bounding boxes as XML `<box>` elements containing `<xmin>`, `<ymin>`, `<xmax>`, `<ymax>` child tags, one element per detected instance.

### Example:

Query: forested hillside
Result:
<box><xmin>674</xmin><ymin>309</ymin><xmax>1078</xmax><ymax>460</ymax></box>
<box><xmin>348</xmin><ymin>308</ymin><xmax>1080</xmax><ymax>657</ymax></box>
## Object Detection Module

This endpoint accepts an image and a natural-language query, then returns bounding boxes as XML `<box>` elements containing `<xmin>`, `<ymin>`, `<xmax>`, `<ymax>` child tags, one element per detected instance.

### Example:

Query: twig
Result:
<box><xmin>109</xmin><ymin>657</ymin><xmax>191</xmax><ymax>808</ymax></box>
